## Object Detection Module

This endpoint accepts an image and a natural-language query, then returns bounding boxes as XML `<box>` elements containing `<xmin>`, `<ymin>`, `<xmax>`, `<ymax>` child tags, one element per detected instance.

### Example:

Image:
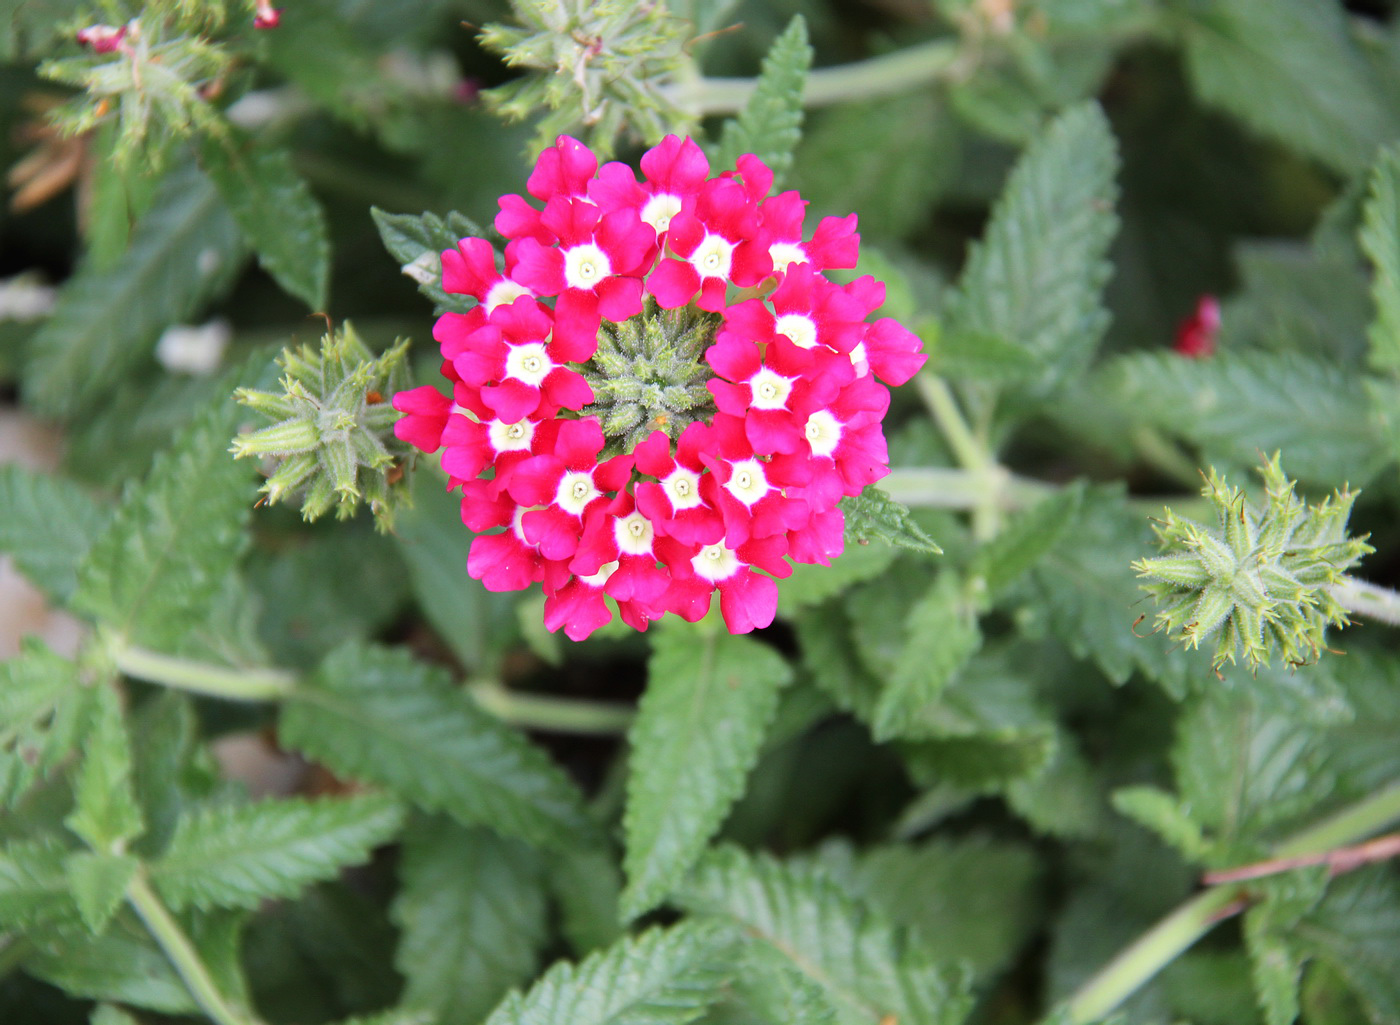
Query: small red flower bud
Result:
<box><xmin>1173</xmin><ymin>295</ymin><xmax>1221</xmax><ymax>358</ymax></box>
<box><xmin>75</xmin><ymin>23</ymin><xmax>128</xmax><ymax>54</ymax></box>
<box><xmin>254</xmin><ymin>0</ymin><xmax>283</xmax><ymax>29</ymax></box>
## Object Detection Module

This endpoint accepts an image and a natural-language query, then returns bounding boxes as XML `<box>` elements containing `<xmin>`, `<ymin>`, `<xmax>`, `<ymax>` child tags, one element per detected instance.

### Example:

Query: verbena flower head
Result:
<box><xmin>393</xmin><ymin>135</ymin><xmax>926</xmax><ymax>640</ymax></box>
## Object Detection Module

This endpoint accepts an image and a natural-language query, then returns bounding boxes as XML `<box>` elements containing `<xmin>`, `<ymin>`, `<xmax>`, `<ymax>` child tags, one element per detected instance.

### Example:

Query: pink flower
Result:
<box><xmin>253</xmin><ymin>0</ymin><xmax>282</xmax><ymax>29</ymax></box>
<box><xmin>393</xmin><ymin>135</ymin><xmax>924</xmax><ymax>638</ymax></box>
<box><xmin>76</xmin><ymin>23</ymin><xmax>129</xmax><ymax>53</ymax></box>
<box><xmin>1174</xmin><ymin>295</ymin><xmax>1221</xmax><ymax>358</ymax></box>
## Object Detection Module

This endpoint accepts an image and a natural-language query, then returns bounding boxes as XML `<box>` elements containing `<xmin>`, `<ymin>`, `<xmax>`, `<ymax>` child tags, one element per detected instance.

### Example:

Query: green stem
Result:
<box><xmin>113</xmin><ymin>646</ymin><xmax>296</xmax><ymax>702</ymax></box>
<box><xmin>915</xmin><ymin>373</ymin><xmax>1003</xmax><ymax>540</ymax></box>
<box><xmin>668</xmin><ymin>38</ymin><xmax>963</xmax><ymax>115</ymax></box>
<box><xmin>1063</xmin><ymin>779</ymin><xmax>1400</xmax><ymax>1023</ymax></box>
<box><xmin>469</xmin><ymin>680</ymin><xmax>634</xmax><ymax>735</ymax></box>
<box><xmin>127</xmin><ymin>873</ymin><xmax>261</xmax><ymax>1025</ymax></box>
<box><xmin>1331</xmin><ymin>578</ymin><xmax>1400</xmax><ymax>628</ymax></box>
<box><xmin>880</xmin><ymin>467</ymin><xmax>1052</xmax><ymax>510</ymax></box>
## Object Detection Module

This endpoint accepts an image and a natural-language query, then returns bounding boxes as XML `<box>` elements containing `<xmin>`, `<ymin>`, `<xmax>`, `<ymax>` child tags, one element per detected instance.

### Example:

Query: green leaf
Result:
<box><xmin>199</xmin><ymin>134</ymin><xmax>330</xmax><ymax>310</ymax></box>
<box><xmin>1179</xmin><ymin>0</ymin><xmax>1395</xmax><ymax>175</ymax></box>
<box><xmin>621</xmin><ymin>627</ymin><xmax>791</xmax><ymax>919</ymax></box>
<box><xmin>840</xmin><ymin>486</ymin><xmax>942</xmax><ymax>554</ymax></box>
<box><xmin>72</xmin><ymin>396</ymin><xmax>253</xmax><ymax>649</ymax></box>
<box><xmin>1245</xmin><ymin>906</ymin><xmax>1307</xmax><ymax>1025</ymax></box>
<box><xmin>548</xmin><ymin>843</ymin><xmax>625</xmax><ymax>957</ymax></box>
<box><xmin>1099</xmin><ymin>350</ymin><xmax>1390</xmax><ymax>487</ymax></box>
<box><xmin>0</xmin><ymin>0</ymin><xmax>82</xmax><ymax>58</ymax></box>
<box><xmin>392</xmin><ymin>816</ymin><xmax>549</xmax><ymax>1023</ymax></box>
<box><xmin>945</xmin><ymin>102</ymin><xmax>1119</xmax><ymax>396</ymax></box>
<box><xmin>65</xmin><ymin>851</ymin><xmax>138</xmax><ymax>934</ymax></box>
<box><xmin>280</xmin><ymin>643</ymin><xmax>595</xmax><ymax>849</ymax></box>
<box><xmin>86</xmin><ymin>124</ymin><xmax>162</xmax><ymax>270</ymax></box>
<box><xmin>1362</xmin><ymin>144</ymin><xmax>1400</xmax><ymax>374</ymax></box>
<box><xmin>483</xmin><ymin>920</ymin><xmax>734</xmax><ymax>1025</ymax></box>
<box><xmin>713</xmin><ymin>16</ymin><xmax>812</xmax><ymax>184</ymax></box>
<box><xmin>129</xmin><ymin>691</ymin><xmax>216</xmax><ymax>859</ymax></box>
<box><xmin>969</xmin><ymin>481</ymin><xmax>1085</xmax><ymax>601</ymax></box>
<box><xmin>151</xmin><ymin>793</ymin><xmax>404</xmax><ymax>911</ymax></box>
<box><xmin>0</xmin><ymin>835</ymin><xmax>81</xmax><ymax>931</ymax></box>
<box><xmin>676</xmin><ymin>846</ymin><xmax>973</xmax><ymax>1025</ymax></box>
<box><xmin>1294</xmin><ymin>868</ymin><xmax>1400</xmax><ymax>1025</ymax></box>
<box><xmin>370</xmin><ymin>207</ymin><xmax>484</xmax><ymax>313</ymax></box>
<box><xmin>872</xmin><ymin>573</ymin><xmax>983</xmax><ymax>743</ymax></box>
<box><xmin>22</xmin><ymin>160</ymin><xmax>245</xmax><ymax>417</ymax></box>
<box><xmin>1111</xmin><ymin>786</ymin><xmax>1210</xmax><ymax>863</ymax></box>
<box><xmin>65</xmin><ymin>685</ymin><xmax>143</xmax><ymax>853</ymax></box>
<box><xmin>0</xmin><ymin>641</ymin><xmax>94</xmax><ymax>809</ymax></box>
<box><xmin>926</xmin><ymin>327</ymin><xmax>1042</xmax><ymax>384</ymax></box>
<box><xmin>0</xmin><ymin>465</ymin><xmax>109</xmax><ymax>604</ymax></box>
<box><xmin>91</xmin><ymin>1005</ymin><xmax>141</xmax><ymax>1025</ymax></box>
<box><xmin>777</xmin><ymin>541</ymin><xmax>897</xmax><ymax>619</ymax></box>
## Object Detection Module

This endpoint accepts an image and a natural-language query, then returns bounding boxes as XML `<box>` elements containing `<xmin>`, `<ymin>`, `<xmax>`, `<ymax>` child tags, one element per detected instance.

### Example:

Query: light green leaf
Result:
<box><xmin>926</xmin><ymin>328</ymin><xmax>1042</xmax><ymax>383</ymax></box>
<box><xmin>0</xmin><ymin>465</ymin><xmax>109</xmax><ymax>604</ymax></box>
<box><xmin>1098</xmin><ymin>350</ymin><xmax>1390</xmax><ymax>487</ymax></box>
<box><xmin>483</xmin><ymin>920</ymin><xmax>734</xmax><ymax>1025</ymax></box>
<box><xmin>65</xmin><ymin>685</ymin><xmax>143</xmax><ymax>853</ymax></box>
<box><xmin>841</xmin><ymin>485</ymin><xmax>942</xmax><ymax>554</ymax></box>
<box><xmin>1111</xmin><ymin>786</ymin><xmax>1210</xmax><ymax>863</ymax></box>
<box><xmin>91</xmin><ymin>1004</ymin><xmax>141</xmax><ymax>1025</ymax></box>
<box><xmin>370</xmin><ymin>207</ymin><xmax>484</xmax><ymax>313</ymax></box>
<box><xmin>676</xmin><ymin>846</ymin><xmax>973</xmax><ymax>1025</ymax></box>
<box><xmin>0</xmin><ymin>835</ymin><xmax>81</xmax><ymax>931</ymax></box>
<box><xmin>280</xmin><ymin>643</ymin><xmax>595</xmax><ymax>849</ymax></box>
<box><xmin>714</xmin><ymin>16</ymin><xmax>812</xmax><ymax>184</ymax></box>
<box><xmin>777</xmin><ymin>541</ymin><xmax>897</xmax><ymax>619</ymax></box>
<box><xmin>1362</xmin><ymin>144</ymin><xmax>1400</xmax><ymax>374</ymax></box>
<box><xmin>151</xmin><ymin>793</ymin><xmax>404</xmax><ymax>911</ymax></box>
<box><xmin>969</xmin><ymin>482</ymin><xmax>1085</xmax><ymax>601</ymax></box>
<box><xmin>1245</xmin><ymin>903</ymin><xmax>1308</xmax><ymax>1025</ymax></box>
<box><xmin>1179</xmin><ymin>0</ymin><xmax>1395</xmax><ymax>175</ymax></box>
<box><xmin>621</xmin><ymin>627</ymin><xmax>791</xmax><ymax>919</ymax></box>
<box><xmin>392</xmin><ymin>816</ymin><xmax>549</xmax><ymax>1023</ymax></box>
<box><xmin>0</xmin><ymin>641</ymin><xmax>94</xmax><ymax>809</ymax></box>
<box><xmin>65</xmin><ymin>851</ymin><xmax>138</xmax><ymax>934</ymax></box>
<box><xmin>945</xmin><ymin>102</ymin><xmax>1119</xmax><ymax>395</ymax></box>
<box><xmin>129</xmin><ymin>690</ymin><xmax>216</xmax><ymax>858</ymax></box>
<box><xmin>199</xmin><ymin>134</ymin><xmax>330</xmax><ymax>310</ymax></box>
<box><xmin>23</xmin><ymin>911</ymin><xmax>198</xmax><ymax>1014</ymax></box>
<box><xmin>22</xmin><ymin>160</ymin><xmax>245</xmax><ymax>417</ymax></box>
<box><xmin>72</xmin><ymin>397</ymin><xmax>253</xmax><ymax>649</ymax></box>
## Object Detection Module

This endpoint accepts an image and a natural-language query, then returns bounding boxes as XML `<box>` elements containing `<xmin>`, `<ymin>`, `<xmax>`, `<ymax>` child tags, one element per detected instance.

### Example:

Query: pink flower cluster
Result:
<box><xmin>393</xmin><ymin>135</ymin><xmax>924</xmax><ymax>639</ymax></box>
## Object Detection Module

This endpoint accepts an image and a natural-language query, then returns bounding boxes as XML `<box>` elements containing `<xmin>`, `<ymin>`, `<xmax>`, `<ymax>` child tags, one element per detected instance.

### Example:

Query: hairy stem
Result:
<box><xmin>470</xmin><ymin>679</ymin><xmax>635</xmax><ymax>734</ymax></box>
<box><xmin>1331</xmin><ymin>577</ymin><xmax>1400</xmax><ymax>627</ymax></box>
<box><xmin>114</xmin><ymin>645</ymin><xmax>297</xmax><ymax>702</ymax></box>
<box><xmin>915</xmin><ymin>373</ymin><xmax>1003</xmax><ymax>540</ymax></box>
<box><xmin>1062</xmin><ymin>779</ymin><xmax>1400</xmax><ymax>1023</ymax></box>
<box><xmin>127</xmin><ymin>872</ymin><xmax>261</xmax><ymax>1025</ymax></box>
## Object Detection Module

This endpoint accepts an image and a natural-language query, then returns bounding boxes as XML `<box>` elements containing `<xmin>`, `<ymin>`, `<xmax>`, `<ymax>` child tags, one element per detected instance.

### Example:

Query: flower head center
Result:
<box><xmin>506</xmin><ymin>343</ymin><xmax>552</xmax><ymax>386</ymax></box>
<box><xmin>642</xmin><ymin>193</ymin><xmax>682</xmax><ymax>234</ymax></box>
<box><xmin>804</xmin><ymin>410</ymin><xmax>841</xmax><ymax>458</ymax></box>
<box><xmin>693</xmin><ymin>543</ymin><xmax>740</xmax><ymax>582</ymax></box>
<box><xmin>556</xmin><ymin>471</ymin><xmax>599</xmax><ymax>515</ymax></box>
<box><xmin>776</xmin><ymin>314</ymin><xmax>817</xmax><ymax>350</ymax></box>
<box><xmin>564</xmin><ymin>243</ymin><xmax>611</xmax><ymax>291</ymax></box>
<box><xmin>663</xmin><ymin>467</ymin><xmax>703</xmax><ymax>510</ymax></box>
<box><xmin>750</xmin><ymin>368</ymin><xmax>793</xmax><ymax>410</ymax></box>
<box><xmin>691</xmin><ymin>234</ymin><xmax>735</xmax><ymax>280</ymax></box>
<box><xmin>725</xmin><ymin>459</ymin><xmax>769</xmax><ymax>506</ymax></box>
<box><xmin>489</xmin><ymin>417</ymin><xmax>536</xmax><ymax>452</ymax></box>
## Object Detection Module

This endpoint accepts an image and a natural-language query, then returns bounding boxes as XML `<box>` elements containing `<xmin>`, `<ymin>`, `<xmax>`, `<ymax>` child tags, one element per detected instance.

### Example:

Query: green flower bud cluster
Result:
<box><xmin>579</xmin><ymin>300</ymin><xmax>720</xmax><ymax>456</ymax></box>
<box><xmin>231</xmin><ymin>324</ymin><xmax>413</xmax><ymax>529</ymax></box>
<box><xmin>1133</xmin><ymin>456</ymin><xmax>1373</xmax><ymax>671</ymax></box>
<box><xmin>479</xmin><ymin>0</ymin><xmax>694</xmax><ymax>156</ymax></box>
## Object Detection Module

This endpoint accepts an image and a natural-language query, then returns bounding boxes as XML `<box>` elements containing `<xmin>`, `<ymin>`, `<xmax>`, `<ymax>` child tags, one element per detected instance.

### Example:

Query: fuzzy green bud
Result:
<box><xmin>1133</xmin><ymin>455</ymin><xmax>1373</xmax><ymax>671</ymax></box>
<box><xmin>231</xmin><ymin>323</ymin><xmax>414</xmax><ymax>529</ymax></box>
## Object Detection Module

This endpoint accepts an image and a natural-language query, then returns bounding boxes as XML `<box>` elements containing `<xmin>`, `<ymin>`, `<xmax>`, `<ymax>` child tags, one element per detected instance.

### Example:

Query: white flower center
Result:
<box><xmin>749</xmin><ymin>368</ymin><xmax>794</xmax><ymax>410</ymax></box>
<box><xmin>849</xmin><ymin>340</ymin><xmax>869</xmax><ymax>374</ymax></box>
<box><xmin>555</xmin><ymin>471</ymin><xmax>599</xmax><ymax>515</ymax></box>
<box><xmin>725</xmin><ymin>459</ymin><xmax>770</xmax><ymax>507</ymax></box>
<box><xmin>484</xmin><ymin>279</ymin><xmax>531</xmax><ymax>312</ymax></box>
<box><xmin>692</xmin><ymin>543</ymin><xmax>741</xmax><ymax>583</ymax></box>
<box><xmin>614</xmin><ymin>512</ymin><xmax>654</xmax><ymax>555</ymax></box>
<box><xmin>690</xmin><ymin>234</ymin><xmax>735</xmax><ymax>280</ymax></box>
<box><xmin>563</xmin><ymin>243</ymin><xmax>612</xmax><ymax>291</ymax></box>
<box><xmin>662</xmin><ymin>467</ymin><xmax>704</xmax><ymax>511</ymax></box>
<box><xmin>775</xmin><ymin>314</ymin><xmax>817</xmax><ymax>349</ymax></box>
<box><xmin>504</xmin><ymin>342</ymin><xmax>552</xmax><ymax>387</ymax></box>
<box><xmin>580</xmin><ymin>560</ymin><xmax>619</xmax><ymax>588</ymax></box>
<box><xmin>511</xmin><ymin>505</ymin><xmax>533</xmax><ymax>542</ymax></box>
<box><xmin>769</xmin><ymin>241</ymin><xmax>807</xmax><ymax>273</ymax></box>
<box><xmin>641</xmin><ymin>193</ymin><xmax>682</xmax><ymax>234</ymax></box>
<box><xmin>804</xmin><ymin>410</ymin><xmax>842</xmax><ymax>458</ymax></box>
<box><xmin>488</xmin><ymin>417</ymin><xmax>536</xmax><ymax>452</ymax></box>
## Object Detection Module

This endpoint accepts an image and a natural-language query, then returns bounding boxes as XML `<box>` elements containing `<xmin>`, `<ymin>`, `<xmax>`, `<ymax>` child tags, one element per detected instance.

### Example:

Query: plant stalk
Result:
<box><xmin>1331</xmin><ymin>577</ymin><xmax>1400</xmax><ymax>627</ymax></box>
<box><xmin>468</xmin><ymin>679</ymin><xmax>635</xmax><ymax>734</ymax></box>
<box><xmin>113</xmin><ymin>646</ymin><xmax>297</xmax><ymax>702</ymax></box>
<box><xmin>915</xmin><ymin>373</ymin><xmax>1003</xmax><ymax>540</ymax></box>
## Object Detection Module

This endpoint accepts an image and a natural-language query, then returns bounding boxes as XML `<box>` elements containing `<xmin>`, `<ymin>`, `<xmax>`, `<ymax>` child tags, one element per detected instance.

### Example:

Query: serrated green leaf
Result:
<box><xmin>777</xmin><ymin>541</ymin><xmax>897</xmax><ymax>619</ymax></box>
<box><xmin>872</xmin><ymin>573</ymin><xmax>983</xmax><ymax>742</ymax></box>
<box><xmin>946</xmin><ymin>102</ymin><xmax>1119</xmax><ymax>395</ymax></box>
<box><xmin>185</xmin><ymin>905</ymin><xmax>256</xmax><ymax>1014</ymax></box>
<box><xmin>129</xmin><ymin>690</ymin><xmax>217</xmax><ymax>859</ymax></box>
<box><xmin>65</xmin><ymin>685</ymin><xmax>142</xmax><ymax>853</ymax></box>
<box><xmin>483</xmin><ymin>920</ymin><xmax>735</xmax><ymax>1025</ymax></box>
<box><xmin>280</xmin><ymin>643</ymin><xmax>594</xmax><ymax>849</ymax></box>
<box><xmin>72</xmin><ymin>396</ymin><xmax>253</xmax><ymax>649</ymax></box>
<box><xmin>676</xmin><ymin>846</ymin><xmax>973</xmax><ymax>1025</ymax></box>
<box><xmin>1243</xmin><ymin>871</ymin><xmax>1331</xmax><ymax>1025</ymax></box>
<box><xmin>926</xmin><ymin>328</ymin><xmax>1042</xmax><ymax>383</ymax></box>
<box><xmin>1098</xmin><ymin>350</ymin><xmax>1389</xmax><ymax>487</ymax></box>
<box><xmin>1294</xmin><ymin>868</ymin><xmax>1400</xmax><ymax>1025</ymax></box>
<box><xmin>0</xmin><ymin>835</ymin><xmax>81</xmax><ymax>931</ymax></box>
<box><xmin>1111</xmin><ymin>786</ymin><xmax>1210</xmax><ymax>863</ymax></box>
<box><xmin>969</xmin><ymin>481</ymin><xmax>1085</xmax><ymax>601</ymax></box>
<box><xmin>621</xmin><ymin>627</ymin><xmax>790</xmax><ymax>918</ymax></box>
<box><xmin>713</xmin><ymin>16</ymin><xmax>811</xmax><ymax>184</ymax></box>
<box><xmin>22</xmin><ymin>160</ymin><xmax>245</xmax><ymax>417</ymax></box>
<box><xmin>841</xmin><ymin>485</ymin><xmax>942</xmax><ymax>554</ymax></box>
<box><xmin>1180</xmin><ymin>0</ymin><xmax>1395</xmax><ymax>175</ymax></box>
<box><xmin>370</xmin><ymin>207</ymin><xmax>484</xmax><ymax>313</ymax></box>
<box><xmin>1362</xmin><ymin>144</ymin><xmax>1400</xmax><ymax>374</ymax></box>
<box><xmin>65</xmin><ymin>851</ymin><xmax>138</xmax><ymax>934</ymax></box>
<box><xmin>199</xmin><ymin>134</ymin><xmax>330</xmax><ymax>310</ymax></box>
<box><xmin>23</xmin><ymin>911</ymin><xmax>198</xmax><ymax>1014</ymax></box>
<box><xmin>392</xmin><ymin>816</ymin><xmax>549</xmax><ymax>1023</ymax></box>
<box><xmin>0</xmin><ymin>465</ymin><xmax>109</xmax><ymax>604</ymax></box>
<box><xmin>150</xmin><ymin>793</ymin><xmax>403</xmax><ymax>911</ymax></box>
<box><xmin>86</xmin><ymin>123</ymin><xmax>162</xmax><ymax>270</ymax></box>
<box><xmin>0</xmin><ymin>641</ymin><xmax>93</xmax><ymax>809</ymax></box>
<box><xmin>549</xmin><ymin>843</ymin><xmax>625</xmax><ymax>957</ymax></box>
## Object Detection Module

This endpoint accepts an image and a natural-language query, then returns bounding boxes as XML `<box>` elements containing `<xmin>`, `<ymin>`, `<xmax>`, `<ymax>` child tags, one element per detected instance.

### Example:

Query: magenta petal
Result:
<box><xmin>511</xmin><ymin>238</ymin><xmax>566</xmax><ymax>296</ymax></box>
<box><xmin>647</xmin><ymin>258</ymin><xmax>701</xmax><ymax>309</ymax></box>
<box><xmin>596</xmin><ymin>274</ymin><xmax>644</xmax><ymax>322</ymax></box>
<box><xmin>719</xmin><ymin>571</ymin><xmax>777</xmax><ymax>634</ymax></box>
<box><xmin>544</xmin><ymin>368</ymin><xmax>594</xmax><ymax>411</ymax></box>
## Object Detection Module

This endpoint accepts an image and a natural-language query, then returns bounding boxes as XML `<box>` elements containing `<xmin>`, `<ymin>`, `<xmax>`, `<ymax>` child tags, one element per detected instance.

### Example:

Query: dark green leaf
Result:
<box><xmin>777</xmin><ymin>541</ymin><xmax>897</xmax><ymax>619</ymax></box>
<box><xmin>392</xmin><ymin>816</ymin><xmax>549</xmax><ymax>1023</ymax></box>
<box><xmin>926</xmin><ymin>328</ymin><xmax>1042</xmax><ymax>383</ymax></box>
<box><xmin>23</xmin><ymin>161</ymin><xmax>245</xmax><ymax>417</ymax></box>
<box><xmin>281</xmin><ymin>643</ymin><xmax>595</xmax><ymax>849</ymax></box>
<box><xmin>714</xmin><ymin>16</ymin><xmax>812</xmax><ymax>184</ymax></box>
<box><xmin>1295</xmin><ymin>868</ymin><xmax>1400</xmax><ymax>1025</ymax></box>
<box><xmin>548</xmin><ymin>843</ymin><xmax>625</xmax><ymax>957</ymax></box>
<box><xmin>1110</xmin><ymin>786</ymin><xmax>1209</xmax><ymax>862</ymax></box>
<box><xmin>622</xmin><ymin>626</ymin><xmax>791</xmax><ymax>918</ymax></box>
<box><xmin>65</xmin><ymin>685</ymin><xmax>142</xmax><ymax>853</ymax></box>
<box><xmin>0</xmin><ymin>465</ymin><xmax>109</xmax><ymax>604</ymax></box>
<box><xmin>0</xmin><ymin>642</ymin><xmax>93</xmax><ymax>809</ymax></box>
<box><xmin>840</xmin><ymin>486</ymin><xmax>942</xmax><ymax>554</ymax></box>
<box><xmin>969</xmin><ymin>481</ymin><xmax>1085</xmax><ymax>601</ymax></box>
<box><xmin>370</xmin><ymin>207</ymin><xmax>484</xmax><ymax>313</ymax></box>
<box><xmin>23</xmin><ymin>912</ymin><xmax>198</xmax><ymax>1014</ymax></box>
<box><xmin>1362</xmin><ymin>144</ymin><xmax>1400</xmax><ymax>374</ymax></box>
<box><xmin>946</xmin><ymin>102</ymin><xmax>1119</xmax><ymax>395</ymax></box>
<box><xmin>0</xmin><ymin>835</ymin><xmax>80</xmax><ymax>931</ymax></box>
<box><xmin>199</xmin><ymin>134</ymin><xmax>330</xmax><ymax>310</ymax></box>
